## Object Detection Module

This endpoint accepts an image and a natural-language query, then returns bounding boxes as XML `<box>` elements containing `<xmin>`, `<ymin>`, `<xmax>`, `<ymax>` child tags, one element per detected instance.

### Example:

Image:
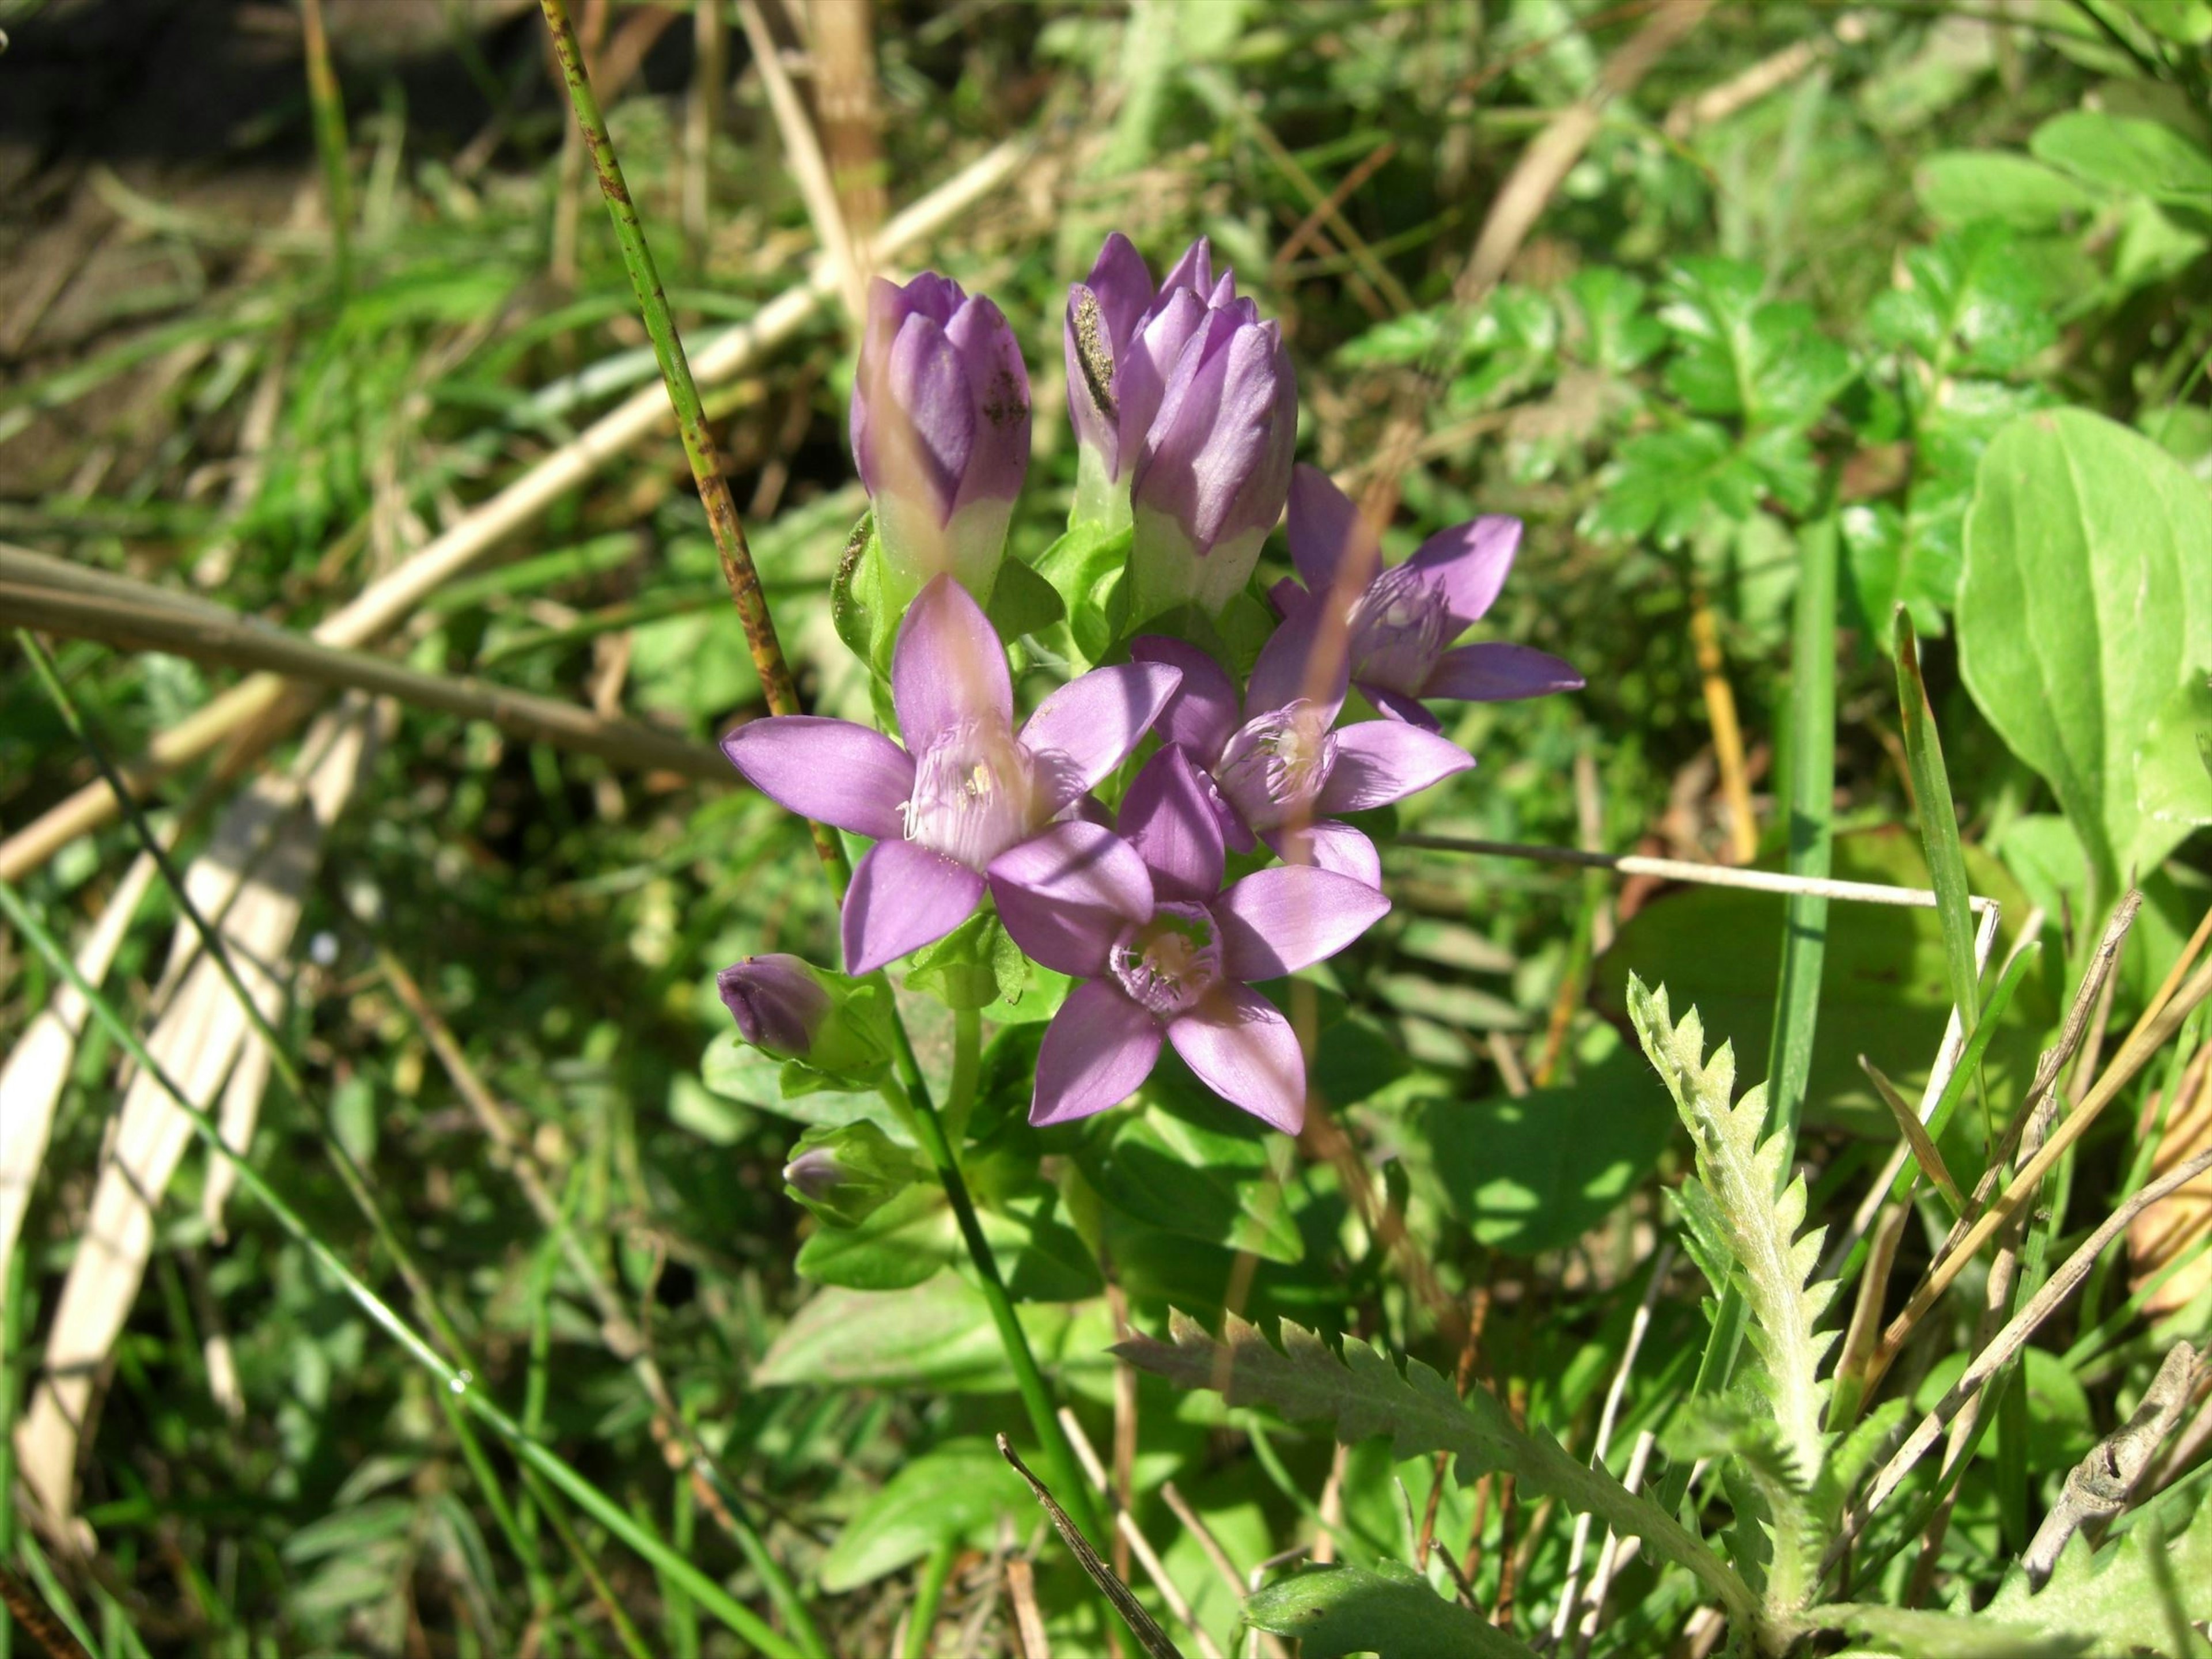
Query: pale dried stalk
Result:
<box><xmin>0</xmin><ymin>135</ymin><xmax>1027</xmax><ymax>885</ymax></box>
<box><xmin>736</xmin><ymin>0</ymin><xmax>865</xmax><ymax>329</ymax></box>
<box><xmin>0</xmin><ymin>850</ymin><xmax>162</xmax><ymax>1299</ymax></box>
<box><xmin>1831</xmin><ymin>1145</ymin><xmax>2212</xmax><ymax>1563</ymax></box>
<box><xmin>14</xmin><ymin>699</ymin><xmax>378</xmax><ymax>1526</ymax></box>
<box><xmin>1158</xmin><ymin>1482</ymin><xmax>1291</xmax><ymax>1659</ymax></box>
<box><xmin>2021</xmin><ymin>1340</ymin><xmax>2203</xmax><ymax>1587</ymax></box>
<box><xmin>0</xmin><ymin>575</ymin><xmax>727</xmax><ymax>782</ymax></box>
<box><xmin>1571</xmin><ymin>1430</ymin><xmax>1657</xmax><ymax>1659</ymax></box>
<box><xmin>1059</xmin><ymin>1407</ymin><xmax>1228</xmax><ymax>1659</ymax></box>
<box><xmin>1005</xmin><ymin>1557</ymin><xmax>1052</xmax><ymax>1659</ymax></box>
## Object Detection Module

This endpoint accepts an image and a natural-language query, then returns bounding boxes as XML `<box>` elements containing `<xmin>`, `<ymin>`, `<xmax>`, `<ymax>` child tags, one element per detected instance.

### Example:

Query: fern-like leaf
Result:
<box><xmin>1115</xmin><ymin>1311</ymin><xmax>1760</xmax><ymax>1633</ymax></box>
<box><xmin>1975</xmin><ymin>1491</ymin><xmax>2212</xmax><ymax>1657</ymax></box>
<box><xmin>1669</xmin><ymin>1391</ymin><xmax>1821</xmax><ymax>1615</ymax></box>
<box><xmin>1627</xmin><ymin>978</ymin><xmax>1838</xmax><ymax>1501</ymax></box>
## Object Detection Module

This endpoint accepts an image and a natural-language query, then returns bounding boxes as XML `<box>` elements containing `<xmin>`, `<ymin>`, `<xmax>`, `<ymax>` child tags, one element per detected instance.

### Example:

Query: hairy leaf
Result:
<box><xmin>1244</xmin><ymin>1561</ymin><xmax>1537</xmax><ymax>1659</ymax></box>
<box><xmin>1115</xmin><ymin>1310</ymin><xmax>1758</xmax><ymax>1628</ymax></box>
<box><xmin>1626</xmin><ymin>976</ymin><xmax>1838</xmax><ymax>1613</ymax></box>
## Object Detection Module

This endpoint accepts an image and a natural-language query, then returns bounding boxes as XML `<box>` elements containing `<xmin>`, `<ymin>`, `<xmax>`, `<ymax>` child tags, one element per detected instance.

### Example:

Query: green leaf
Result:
<box><xmin>1659</xmin><ymin>259</ymin><xmax>1853</xmax><ymax>430</ymax></box>
<box><xmin>1075</xmin><ymin>1086</ymin><xmax>1303</xmax><ymax>1264</ymax></box>
<box><xmin>1626</xmin><ymin>977</ymin><xmax>1835</xmax><ymax>1616</ymax></box>
<box><xmin>1820</xmin><ymin>1603</ymin><xmax>2085</xmax><ymax>1658</ymax></box>
<box><xmin>1402</xmin><ymin>1035</ymin><xmax>1673</xmax><ymax>1256</ymax></box>
<box><xmin>1244</xmin><ymin>1561</ymin><xmax>1540</xmax><ymax>1659</ymax></box>
<box><xmin>819</xmin><ymin>1441</ymin><xmax>1028</xmax><ymax>1592</ymax></box>
<box><xmin>1914</xmin><ymin>152</ymin><xmax>2099</xmax><ymax>230</ymax></box>
<box><xmin>1585</xmin><ymin>421</ymin><xmax>1768</xmax><ymax>547</ymax></box>
<box><xmin>700</xmin><ymin>1037</ymin><xmax>911</xmax><ymax>1142</ymax></box>
<box><xmin>1034</xmin><ymin>522</ymin><xmax>1135</xmax><ymax>666</ymax></box>
<box><xmin>1958</xmin><ymin>408</ymin><xmax>2212</xmax><ymax>895</ymax></box>
<box><xmin>1866</xmin><ymin>224</ymin><xmax>2056</xmax><ymax>379</ymax></box>
<box><xmin>1336</xmin><ymin>309</ymin><xmax>1448</xmax><ymax>369</ymax></box>
<box><xmin>798</xmin><ymin>1183</ymin><xmax>1101</xmax><ymax>1301</ymax></box>
<box><xmin>1116</xmin><ymin>1312</ymin><xmax>1760</xmax><ymax>1633</ymax></box>
<box><xmin>905</xmin><ymin>912</ymin><xmax>1025</xmax><ymax>1012</ymax></box>
<box><xmin>755</xmin><ymin>1274</ymin><xmax>1113</xmax><ymax>1391</ymax></box>
<box><xmin>1563</xmin><ymin>267</ymin><xmax>1664</xmax><ymax>374</ymax></box>
<box><xmin>2032</xmin><ymin>111</ymin><xmax>2212</xmax><ymax>211</ymax></box>
<box><xmin>2137</xmin><ymin>675</ymin><xmax>2212</xmax><ymax>838</ymax></box>
<box><xmin>985</xmin><ymin>555</ymin><xmax>1066</xmax><ymax>642</ymax></box>
<box><xmin>1894</xmin><ymin>615</ymin><xmax>1982</xmax><ymax>1046</ymax></box>
<box><xmin>1592</xmin><ymin>831</ymin><xmax>2048</xmax><ymax>1128</ymax></box>
<box><xmin>831</xmin><ymin>510</ymin><xmax>878</xmax><ymax>665</ymax></box>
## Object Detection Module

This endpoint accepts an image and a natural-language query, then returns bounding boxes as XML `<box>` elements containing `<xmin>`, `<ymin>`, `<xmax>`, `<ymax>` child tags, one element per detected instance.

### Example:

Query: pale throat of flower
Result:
<box><xmin>1347</xmin><ymin>564</ymin><xmax>1450</xmax><ymax>692</ymax></box>
<box><xmin>899</xmin><ymin>718</ymin><xmax>1040</xmax><ymax>870</ymax></box>
<box><xmin>1110</xmin><ymin>903</ymin><xmax>1223</xmax><ymax>1017</ymax></box>
<box><xmin>1216</xmin><ymin>699</ymin><xmax>1339</xmax><ymax>832</ymax></box>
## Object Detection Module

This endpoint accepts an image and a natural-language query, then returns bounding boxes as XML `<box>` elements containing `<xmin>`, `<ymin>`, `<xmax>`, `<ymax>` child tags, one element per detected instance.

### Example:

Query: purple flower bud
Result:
<box><xmin>716</xmin><ymin>954</ymin><xmax>831</xmax><ymax>1060</ymax></box>
<box><xmin>1065</xmin><ymin>236</ymin><xmax>1259</xmax><ymax>530</ymax></box>
<box><xmin>1127</xmin><ymin>307</ymin><xmax>1298</xmax><ymax>618</ymax></box>
<box><xmin>715</xmin><ymin>954</ymin><xmax>892</xmax><ymax>1075</ymax></box>
<box><xmin>853</xmin><ymin>273</ymin><xmax>1031</xmax><ymax>605</ymax></box>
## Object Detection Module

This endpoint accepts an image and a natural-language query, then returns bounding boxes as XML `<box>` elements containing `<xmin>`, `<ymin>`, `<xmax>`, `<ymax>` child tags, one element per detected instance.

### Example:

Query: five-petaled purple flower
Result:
<box><xmin>988</xmin><ymin>747</ymin><xmax>1389</xmax><ymax>1132</ymax></box>
<box><xmin>853</xmin><ymin>273</ymin><xmax>1031</xmax><ymax>605</ymax></box>
<box><xmin>721</xmin><ymin>575</ymin><xmax>1179</xmax><ymax>975</ymax></box>
<box><xmin>1063</xmin><ymin>234</ymin><xmax>1297</xmax><ymax>620</ymax></box>
<box><xmin>1131</xmin><ymin>608</ymin><xmax>1476</xmax><ymax>888</ymax></box>
<box><xmin>1272</xmin><ymin>465</ymin><xmax>1582</xmax><ymax>730</ymax></box>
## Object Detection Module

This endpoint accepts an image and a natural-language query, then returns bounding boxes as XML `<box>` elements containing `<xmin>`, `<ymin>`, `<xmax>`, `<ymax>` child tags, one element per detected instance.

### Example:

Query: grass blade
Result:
<box><xmin>1895</xmin><ymin>609</ymin><xmax>1982</xmax><ymax>1041</ymax></box>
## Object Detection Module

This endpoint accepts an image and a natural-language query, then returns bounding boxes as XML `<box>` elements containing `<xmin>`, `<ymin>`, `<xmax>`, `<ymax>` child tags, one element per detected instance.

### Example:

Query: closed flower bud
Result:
<box><xmin>781</xmin><ymin>1122</ymin><xmax>926</xmax><ymax>1228</ymax></box>
<box><xmin>852</xmin><ymin>272</ymin><xmax>1031</xmax><ymax>607</ymax></box>
<box><xmin>716</xmin><ymin>955</ymin><xmax>891</xmax><ymax>1078</ymax></box>
<box><xmin>1126</xmin><ymin>305</ymin><xmax>1297</xmax><ymax>619</ymax></box>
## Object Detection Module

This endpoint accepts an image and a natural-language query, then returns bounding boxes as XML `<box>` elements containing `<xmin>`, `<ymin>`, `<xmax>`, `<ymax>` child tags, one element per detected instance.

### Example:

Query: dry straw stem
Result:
<box><xmin>15</xmin><ymin>699</ymin><xmax>378</xmax><ymax>1526</ymax></box>
<box><xmin>1872</xmin><ymin>916</ymin><xmax>2212</xmax><ymax>1386</ymax></box>
<box><xmin>2128</xmin><ymin>1044</ymin><xmax>2212</xmax><ymax>1314</ymax></box>
<box><xmin>736</xmin><ymin>0</ymin><xmax>866</xmax><ymax>329</ymax></box>
<box><xmin>2021</xmin><ymin>1339</ymin><xmax>2203</xmax><ymax>1587</ymax></box>
<box><xmin>1160</xmin><ymin>1482</ymin><xmax>1293</xmax><ymax>1659</ymax></box>
<box><xmin>1059</xmin><ymin>1408</ymin><xmax>1229</xmax><ymax>1659</ymax></box>
<box><xmin>0</xmin><ymin>573</ymin><xmax>726</xmax><ymax>782</ymax></box>
<box><xmin>0</xmin><ymin>850</ymin><xmax>161</xmax><ymax>1302</ymax></box>
<box><xmin>0</xmin><ymin>135</ymin><xmax>1027</xmax><ymax>885</ymax></box>
<box><xmin>1830</xmin><ymin>1143</ymin><xmax>2212</xmax><ymax>1563</ymax></box>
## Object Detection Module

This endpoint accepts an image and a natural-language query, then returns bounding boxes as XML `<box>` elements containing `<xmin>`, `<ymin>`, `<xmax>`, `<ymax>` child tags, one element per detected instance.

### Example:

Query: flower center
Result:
<box><xmin>1347</xmin><ymin>565</ymin><xmax>1450</xmax><ymax>695</ymax></box>
<box><xmin>1215</xmin><ymin>700</ymin><xmax>1339</xmax><ymax>832</ymax></box>
<box><xmin>900</xmin><ymin>719</ymin><xmax>1038</xmax><ymax>870</ymax></box>
<box><xmin>1109</xmin><ymin>903</ymin><xmax>1223</xmax><ymax>1017</ymax></box>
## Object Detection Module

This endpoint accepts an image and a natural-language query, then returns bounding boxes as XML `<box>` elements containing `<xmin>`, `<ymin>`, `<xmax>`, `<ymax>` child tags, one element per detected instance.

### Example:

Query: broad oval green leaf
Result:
<box><xmin>1075</xmin><ymin>1086</ymin><xmax>1304</xmax><ymax>1264</ymax></box>
<box><xmin>756</xmin><ymin>1274</ymin><xmax>1114</xmax><ymax>1392</ymax></box>
<box><xmin>1958</xmin><ymin>409</ymin><xmax>2212</xmax><ymax>895</ymax></box>
<box><xmin>1245</xmin><ymin>1561</ymin><xmax>1539</xmax><ymax>1659</ymax></box>
<box><xmin>818</xmin><ymin>1441</ymin><xmax>1028</xmax><ymax>1592</ymax></box>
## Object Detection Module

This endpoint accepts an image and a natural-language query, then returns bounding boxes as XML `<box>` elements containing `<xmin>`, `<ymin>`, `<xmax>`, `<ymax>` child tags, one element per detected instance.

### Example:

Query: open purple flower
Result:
<box><xmin>853</xmin><ymin>272</ymin><xmax>1031</xmax><ymax>605</ymax></box>
<box><xmin>987</xmin><ymin>747</ymin><xmax>1389</xmax><ymax>1132</ymax></box>
<box><xmin>722</xmin><ymin>575</ymin><xmax>1179</xmax><ymax>975</ymax></box>
<box><xmin>1130</xmin><ymin>613</ymin><xmax>1474</xmax><ymax>888</ymax></box>
<box><xmin>1273</xmin><ymin>465</ymin><xmax>1582</xmax><ymax>730</ymax></box>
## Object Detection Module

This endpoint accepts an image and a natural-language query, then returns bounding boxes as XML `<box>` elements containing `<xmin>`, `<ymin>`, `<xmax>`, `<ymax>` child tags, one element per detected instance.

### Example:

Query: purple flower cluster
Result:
<box><xmin>720</xmin><ymin>234</ymin><xmax>1581</xmax><ymax>1135</ymax></box>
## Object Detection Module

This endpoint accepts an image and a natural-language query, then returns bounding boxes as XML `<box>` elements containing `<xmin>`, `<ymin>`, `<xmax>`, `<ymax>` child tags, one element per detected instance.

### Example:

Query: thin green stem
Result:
<box><xmin>886</xmin><ymin>1009</ymin><xmax>1107</xmax><ymax>1543</ymax></box>
<box><xmin>535</xmin><ymin>0</ymin><xmax>1096</xmax><ymax>1569</ymax></box>
<box><xmin>0</xmin><ymin>1245</ymin><xmax>25</xmax><ymax>1659</ymax></box>
<box><xmin>0</xmin><ymin>876</ymin><xmax>812</xmax><ymax>1659</ymax></box>
<box><xmin>902</xmin><ymin>1540</ymin><xmax>957</xmax><ymax>1659</ymax></box>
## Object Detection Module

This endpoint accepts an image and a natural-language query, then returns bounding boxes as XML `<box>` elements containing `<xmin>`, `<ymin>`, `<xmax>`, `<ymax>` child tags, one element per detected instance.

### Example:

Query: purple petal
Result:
<box><xmin>1117</xmin><ymin>748</ymin><xmax>1226</xmax><ymax>904</ymax></box>
<box><xmin>1316</xmin><ymin>721</ymin><xmax>1473</xmax><ymax>813</ymax></box>
<box><xmin>1359</xmin><ymin>682</ymin><xmax>1443</xmax><ymax>729</ymax></box>
<box><xmin>1285</xmin><ymin>464</ymin><xmax>1380</xmax><ymax>599</ymax></box>
<box><xmin>1020</xmin><ymin>661</ymin><xmax>1182</xmax><ymax>815</ymax></box>
<box><xmin>946</xmin><ymin>294</ymin><xmax>1030</xmax><ymax>510</ymax></box>
<box><xmin>1157</xmin><ymin>236</ymin><xmax>1215</xmax><ymax>301</ymax></box>
<box><xmin>987</xmin><ymin>821</ymin><xmax>1152</xmax><ymax>978</ymax></box>
<box><xmin>1133</xmin><ymin>315</ymin><xmax>1294</xmax><ymax>555</ymax></box>
<box><xmin>870</xmin><ymin>314</ymin><xmax>975</xmax><ymax>524</ymax></box>
<box><xmin>1408</xmin><ymin>515</ymin><xmax>1522</xmax><ymax>628</ymax></box>
<box><xmin>1130</xmin><ymin>635</ymin><xmax>1241</xmax><ymax>760</ymax></box>
<box><xmin>843</xmin><ymin>839</ymin><xmax>986</xmax><ymax>975</ymax></box>
<box><xmin>892</xmin><ymin>574</ymin><xmax>1014</xmax><ymax>751</ymax></box>
<box><xmin>1245</xmin><ymin>599</ymin><xmax>1350</xmax><ymax>719</ymax></box>
<box><xmin>1166</xmin><ymin>986</ymin><xmax>1306</xmax><ymax>1133</ymax></box>
<box><xmin>1422</xmin><ymin>642</ymin><xmax>1585</xmax><ymax>702</ymax></box>
<box><xmin>1213</xmin><ymin>865</ymin><xmax>1391</xmax><ymax>980</ymax></box>
<box><xmin>1263</xmin><ymin>820</ymin><xmax>1382</xmax><ymax>887</ymax></box>
<box><xmin>1084</xmin><ymin>232</ymin><xmax>1156</xmax><ymax>350</ymax></box>
<box><xmin>1032</xmin><ymin>979</ymin><xmax>1164</xmax><ymax>1127</ymax></box>
<box><xmin>1116</xmin><ymin>287</ymin><xmax>1207</xmax><ymax>468</ymax></box>
<box><xmin>721</xmin><ymin>717</ymin><xmax>914</xmax><ymax>841</ymax></box>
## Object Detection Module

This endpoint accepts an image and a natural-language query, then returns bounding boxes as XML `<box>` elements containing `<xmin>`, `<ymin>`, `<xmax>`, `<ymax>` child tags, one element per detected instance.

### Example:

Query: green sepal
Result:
<box><xmin>782</xmin><ymin>1120</ymin><xmax>929</xmax><ymax>1228</ymax></box>
<box><xmin>904</xmin><ymin>912</ymin><xmax>1027</xmax><ymax>1012</ymax></box>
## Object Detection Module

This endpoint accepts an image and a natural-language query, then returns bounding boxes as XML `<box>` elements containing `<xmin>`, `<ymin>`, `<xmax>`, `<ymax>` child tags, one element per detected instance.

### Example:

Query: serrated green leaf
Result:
<box><xmin>1116</xmin><ymin>1312</ymin><xmax>1759</xmax><ymax>1633</ymax></box>
<box><xmin>1867</xmin><ymin>225</ymin><xmax>2056</xmax><ymax>379</ymax></box>
<box><xmin>1244</xmin><ymin>1561</ymin><xmax>1539</xmax><ymax>1658</ymax></box>
<box><xmin>1660</xmin><ymin>259</ymin><xmax>1853</xmax><ymax>431</ymax></box>
<box><xmin>1626</xmin><ymin>976</ymin><xmax>1835</xmax><ymax>1615</ymax></box>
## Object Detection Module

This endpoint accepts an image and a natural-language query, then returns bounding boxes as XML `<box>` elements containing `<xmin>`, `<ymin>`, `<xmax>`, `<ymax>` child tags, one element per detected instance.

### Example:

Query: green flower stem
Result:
<box><xmin>534</xmin><ymin>0</ymin><xmax>1101</xmax><ymax>1557</ymax></box>
<box><xmin>883</xmin><ymin>1003</ymin><xmax>1108</xmax><ymax>1544</ymax></box>
<box><xmin>0</xmin><ymin>876</ymin><xmax>812</xmax><ymax>1659</ymax></box>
